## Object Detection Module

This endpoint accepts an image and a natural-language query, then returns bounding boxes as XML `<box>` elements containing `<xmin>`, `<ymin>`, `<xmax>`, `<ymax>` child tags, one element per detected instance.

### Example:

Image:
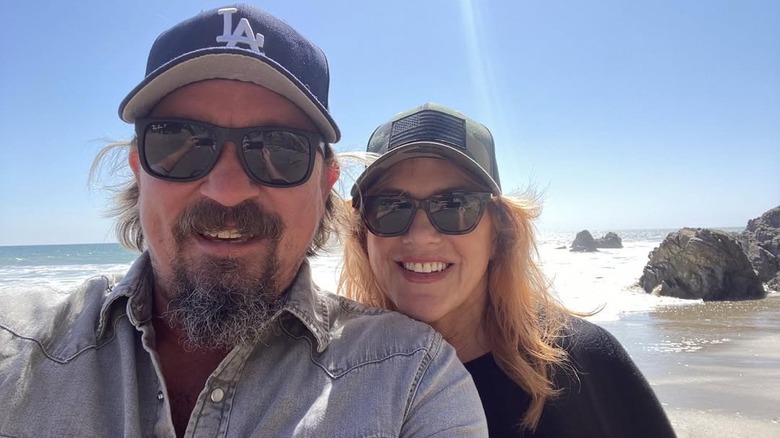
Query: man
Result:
<box><xmin>0</xmin><ymin>5</ymin><xmax>487</xmax><ymax>437</ymax></box>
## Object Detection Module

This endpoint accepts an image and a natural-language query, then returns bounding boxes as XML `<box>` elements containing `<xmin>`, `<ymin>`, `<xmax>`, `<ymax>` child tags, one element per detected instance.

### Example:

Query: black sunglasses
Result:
<box><xmin>357</xmin><ymin>191</ymin><xmax>493</xmax><ymax>237</ymax></box>
<box><xmin>135</xmin><ymin>118</ymin><xmax>326</xmax><ymax>187</ymax></box>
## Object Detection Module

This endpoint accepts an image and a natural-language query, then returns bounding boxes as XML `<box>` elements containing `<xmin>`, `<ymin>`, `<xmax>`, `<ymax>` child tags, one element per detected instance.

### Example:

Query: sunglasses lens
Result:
<box><xmin>140</xmin><ymin>119</ymin><xmax>320</xmax><ymax>186</ymax></box>
<box><xmin>142</xmin><ymin>121</ymin><xmax>217</xmax><ymax>180</ymax></box>
<box><xmin>428</xmin><ymin>193</ymin><xmax>484</xmax><ymax>233</ymax></box>
<box><xmin>364</xmin><ymin>197</ymin><xmax>415</xmax><ymax>236</ymax></box>
<box><xmin>242</xmin><ymin>131</ymin><xmax>312</xmax><ymax>185</ymax></box>
<box><xmin>362</xmin><ymin>193</ymin><xmax>489</xmax><ymax>237</ymax></box>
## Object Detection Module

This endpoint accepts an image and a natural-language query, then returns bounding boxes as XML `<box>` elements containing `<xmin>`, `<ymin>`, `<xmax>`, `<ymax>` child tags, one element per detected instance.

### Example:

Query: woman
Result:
<box><xmin>340</xmin><ymin>103</ymin><xmax>676</xmax><ymax>437</ymax></box>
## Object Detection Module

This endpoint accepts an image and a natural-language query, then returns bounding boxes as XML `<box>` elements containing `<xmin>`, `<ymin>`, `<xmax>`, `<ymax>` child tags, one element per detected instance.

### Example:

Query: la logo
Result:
<box><xmin>216</xmin><ymin>8</ymin><xmax>265</xmax><ymax>54</ymax></box>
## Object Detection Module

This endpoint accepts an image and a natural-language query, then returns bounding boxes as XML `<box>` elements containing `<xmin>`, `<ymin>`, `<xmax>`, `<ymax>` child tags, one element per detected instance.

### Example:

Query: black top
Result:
<box><xmin>464</xmin><ymin>317</ymin><xmax>676</xmax><ymax>437</ymax></box>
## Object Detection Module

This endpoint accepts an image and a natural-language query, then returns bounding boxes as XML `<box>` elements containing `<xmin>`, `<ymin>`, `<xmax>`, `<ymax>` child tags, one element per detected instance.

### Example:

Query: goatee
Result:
<box><xmin>161</xmin><ymin>199</ymin><xmax>286</xmax><ymax>351</ymax></box>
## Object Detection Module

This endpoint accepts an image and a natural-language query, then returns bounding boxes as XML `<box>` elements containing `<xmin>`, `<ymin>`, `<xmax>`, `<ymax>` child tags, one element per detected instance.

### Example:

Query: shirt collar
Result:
<box><xmin>96</xmin><ymin>252</ymin><xmax>154</xmax><ymax>339</ymax></box>
<box><xmin>278</xmin><ymin>259</ymin><xmax>333</xmax><ymax>352</ymax></box>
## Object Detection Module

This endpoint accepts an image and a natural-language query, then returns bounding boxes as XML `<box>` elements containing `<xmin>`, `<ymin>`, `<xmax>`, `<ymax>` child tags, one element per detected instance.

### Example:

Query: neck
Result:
<box><xmin>152</xmin><ymin>285</ymin><xmax>231</xmax><ymax>436</ymax></box>
<box><xmin>440</xmin><ymin>321</ymin><xmax>490</xmax><ymax>363</ymax></box>
<box><xmin>431</xmin><ymin>293</ymin><xmax>491</xmax><ymax>363</ymax></box>
<box><xmin>151</xmin><ymin>291</ymin><xmax>231</xmax><ymax>364</ymax></box>
<box><xmin>152</xmin><ymin>315</ymin><xmax>229</xmax><ymax>436</ymax></box>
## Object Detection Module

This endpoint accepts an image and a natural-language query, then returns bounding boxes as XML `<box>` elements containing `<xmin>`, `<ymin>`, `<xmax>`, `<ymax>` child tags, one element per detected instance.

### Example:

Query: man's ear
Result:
<box><xmin>128</xmin><ymin>148</ymin><xmax>141</xmax><ymax>178</ymax></box>
<box><xmin>324</xmin><ymin>162</ymin><xmax>340</xmax><ymax>194</ymax></box>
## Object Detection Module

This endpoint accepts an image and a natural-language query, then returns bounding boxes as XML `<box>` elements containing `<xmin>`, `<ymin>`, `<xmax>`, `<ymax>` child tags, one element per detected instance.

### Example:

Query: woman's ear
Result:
<box><xmin>491</xmin><ymin>228</ymin><xmax>499</xmax><ymax>260</ymax></box>
<box><xmin>489</xmin><ymin>205</ymin><xmax>501</xmax><ymax>261</ymax></box>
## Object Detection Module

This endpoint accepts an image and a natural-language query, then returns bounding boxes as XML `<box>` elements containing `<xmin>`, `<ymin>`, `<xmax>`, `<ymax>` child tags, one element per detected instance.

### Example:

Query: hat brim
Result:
<box><xmin>119</xmin><ymin>49</ymin><xmax>340</xmax><ymax>143</ymax></box>
<box><xmin>351</xmin><ymin>141</ymin><xmax>501</xmax><ymax>199</ymax></box>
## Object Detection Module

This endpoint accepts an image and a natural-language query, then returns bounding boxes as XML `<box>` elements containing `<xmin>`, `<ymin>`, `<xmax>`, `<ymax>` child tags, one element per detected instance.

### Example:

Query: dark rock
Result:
<box><xmin>767</xmin><ymin>275</ymin><xmax>780</xmax><ymax>292</ymax></box>
<box><xmin>570</xmin><ymin>230</ymin><xmax>598</xmax><ymax>252</ymax></box>
<box><xmin>640</xmin><ymin>227</ymin><xmax>766</xmax><ymax>301</ymax></box>
<box><xmin>555</xmin><ymin>245</ymin><xmax>567</xmax><ymax>250</ymax></box>
<box><xmin>738</xmin><ymin>206</ymin><xmax>780</xmax><ymax>289</ymax></box>
<box><xmin>595</xmin><ymin>232</ymin><xmax>623</xmax><ymax>248</ymax></box>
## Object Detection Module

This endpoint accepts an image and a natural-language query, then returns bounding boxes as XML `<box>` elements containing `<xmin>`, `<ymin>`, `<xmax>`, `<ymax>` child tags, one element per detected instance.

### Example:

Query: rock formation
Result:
<box><xmin>640</xmin><ymin>227</ymin><xmax>765</xmax><ymax>301</ymax></box>
<box><xmin>570</xmin><ymin>230</ymin><xmax>598</xmax><ymax>252</ymax></box>
<box><xmin>737</xmin><ymin>206</ymin><xmax>780</xmax><ymax>291</ymax></box>
<box><xmin>570</xmin><ymin>231</ymin><xmax>623</xmax><ymax>251</ymax></box>
<box><xmin>595</xmin><ymin>232</ymin><xmax>623</xmax><ymax>248</ymax></box>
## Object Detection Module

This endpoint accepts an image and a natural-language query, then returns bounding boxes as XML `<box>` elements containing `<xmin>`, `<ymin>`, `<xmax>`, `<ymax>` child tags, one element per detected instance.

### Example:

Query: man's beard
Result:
<box><xmin>161</xmin><ymin>199</ymin><xmax>287</xmax><ymax>351</ymax></box>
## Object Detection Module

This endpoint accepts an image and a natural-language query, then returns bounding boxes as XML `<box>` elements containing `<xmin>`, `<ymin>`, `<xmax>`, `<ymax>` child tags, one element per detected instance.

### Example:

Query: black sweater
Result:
<box><xmin>464</xmin><ymin>317</ymin><xmax>676</xmax><ymax>437</ymax></box>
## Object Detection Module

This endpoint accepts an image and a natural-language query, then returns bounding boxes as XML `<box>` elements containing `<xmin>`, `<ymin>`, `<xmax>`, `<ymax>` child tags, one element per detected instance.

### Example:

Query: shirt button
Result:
<box><xmin>210</xmin><ymin>387</ymin><xmax>225</xmax><ymax>403</ymax></box>
<box><xmin>157</xmin><ymin>391</ymin><xmax>164</xmax><ymax>401</ymax></box>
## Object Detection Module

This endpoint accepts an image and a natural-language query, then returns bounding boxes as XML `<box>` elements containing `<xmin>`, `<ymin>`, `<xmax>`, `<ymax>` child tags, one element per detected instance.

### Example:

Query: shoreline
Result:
<box><xmin>597</xmin><ymin>294</ymin><xmax>780</xmax><ymax>437</ymax></box>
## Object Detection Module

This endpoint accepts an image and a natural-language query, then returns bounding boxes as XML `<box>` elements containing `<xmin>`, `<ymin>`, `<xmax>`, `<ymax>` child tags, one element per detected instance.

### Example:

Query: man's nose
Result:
<box><xmin>199</xmin><ymin>142</ymin><xmax>261</xmax><ymax>206</ymax></box>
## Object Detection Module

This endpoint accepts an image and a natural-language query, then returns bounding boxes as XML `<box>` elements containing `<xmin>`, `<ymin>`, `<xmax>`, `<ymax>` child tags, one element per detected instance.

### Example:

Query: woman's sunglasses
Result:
<box><xmin>357</xmin><ymin>191</ymin><xmax>493</xmax><ymax>237</ymax></box>
<box><xmin>135</xmin><ymin>118</ymin><xmax>326</xmax><ymax>187</ymax></box>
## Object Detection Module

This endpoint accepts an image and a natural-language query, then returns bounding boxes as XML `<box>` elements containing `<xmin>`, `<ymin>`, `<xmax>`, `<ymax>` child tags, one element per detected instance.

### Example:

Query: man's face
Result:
<box><xmin>129</xmin><ymin>79</ymin><xmax>336</xmax><ymax>349</ymax></box>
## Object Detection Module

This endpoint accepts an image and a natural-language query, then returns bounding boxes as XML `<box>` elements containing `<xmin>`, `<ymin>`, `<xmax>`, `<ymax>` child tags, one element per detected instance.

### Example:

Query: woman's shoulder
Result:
<box><xmin>551</xmin><ymin>315</ymin><xmax>654</xmax><ymax>392</ymax></box>
<box><xmin>557</xmin><ymin>315</ymin><xmax>631</xmax><ymax>364</ymax></box>
<box><xmin>545</xmin><ymin>319</ymin><xmax>677</xmax><ymax>437</ymax></box>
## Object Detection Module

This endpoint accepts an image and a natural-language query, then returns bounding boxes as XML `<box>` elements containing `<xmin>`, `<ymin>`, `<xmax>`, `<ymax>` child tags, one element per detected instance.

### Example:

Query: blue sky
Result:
<box><xmin>1</xmin><ymin>0</ymin><xmax>778</xmax><ymax>246</ymax></box>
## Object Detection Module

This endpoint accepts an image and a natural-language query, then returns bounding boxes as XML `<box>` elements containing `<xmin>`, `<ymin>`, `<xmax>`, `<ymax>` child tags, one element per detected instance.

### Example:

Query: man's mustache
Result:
<box><xmin>173</xmin><ymin>199</ymin><xmax>283</xmax><ymax>244</ymax></box>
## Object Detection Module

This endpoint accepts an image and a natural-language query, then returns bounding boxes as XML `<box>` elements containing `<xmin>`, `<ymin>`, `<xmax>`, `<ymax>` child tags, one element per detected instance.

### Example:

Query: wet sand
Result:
<box><xmin>598</xmin><ymin>293</ymin><xmax>780</xmax><ymax>438</ymax></box>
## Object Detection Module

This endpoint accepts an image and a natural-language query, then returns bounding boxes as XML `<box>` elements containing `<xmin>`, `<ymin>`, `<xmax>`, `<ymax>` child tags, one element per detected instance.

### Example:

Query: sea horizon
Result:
<box><xmin>0</xmin><ymin>224</ymin><xmax>749</xmax><ymax>249</ymax></box>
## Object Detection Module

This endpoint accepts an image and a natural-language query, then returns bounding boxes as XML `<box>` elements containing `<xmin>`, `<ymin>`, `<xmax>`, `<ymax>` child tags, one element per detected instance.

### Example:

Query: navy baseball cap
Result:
<box><xmin>119</xmin><ymin>4</ymin><xmax>340</xmax><ymax>143</ymax></box>
<box><xmin>352</xmin><ymin>103</ymin><xmax>501</xmax><ymax>199</ymax></box>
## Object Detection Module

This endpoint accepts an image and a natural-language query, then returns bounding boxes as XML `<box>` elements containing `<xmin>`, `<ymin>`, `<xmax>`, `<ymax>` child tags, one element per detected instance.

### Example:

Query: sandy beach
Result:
<box><xmin>599</xmin><ymin>293</ymin><xmax>780</xmax><ymax>438</ymax></box>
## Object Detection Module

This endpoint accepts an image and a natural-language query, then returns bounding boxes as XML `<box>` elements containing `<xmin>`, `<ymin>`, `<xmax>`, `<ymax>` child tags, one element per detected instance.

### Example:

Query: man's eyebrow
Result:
<box><xmin>442</xmin><ymin>185</ymin><xmax>481</xmax><ymax>192</ymax></box>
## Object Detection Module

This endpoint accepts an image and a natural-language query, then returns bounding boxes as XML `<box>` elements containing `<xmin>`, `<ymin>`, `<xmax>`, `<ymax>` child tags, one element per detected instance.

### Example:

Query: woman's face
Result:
<box><xmin>365</xmin><ymin>157</ymin><xmax>494</xmax><ymax>334</ymax></box>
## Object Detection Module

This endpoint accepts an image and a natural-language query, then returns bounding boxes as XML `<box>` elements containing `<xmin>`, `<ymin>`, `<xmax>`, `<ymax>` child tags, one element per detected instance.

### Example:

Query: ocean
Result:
<box><xmin>0</xmin><ymin>228</ymin><xmax>738</xmax><ymax>319</ymax></box>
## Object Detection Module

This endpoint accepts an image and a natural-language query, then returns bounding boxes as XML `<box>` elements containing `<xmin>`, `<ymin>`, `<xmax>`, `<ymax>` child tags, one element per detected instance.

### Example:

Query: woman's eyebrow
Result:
<box><xmin>371</xmin><ymin>187</ymin><xmax>483</xmax><ymax>199</ymax></box>
<box><xmin>367</xmin><ymin>188</ymin><xmax>404</xmax><ymax>196</ymax></box>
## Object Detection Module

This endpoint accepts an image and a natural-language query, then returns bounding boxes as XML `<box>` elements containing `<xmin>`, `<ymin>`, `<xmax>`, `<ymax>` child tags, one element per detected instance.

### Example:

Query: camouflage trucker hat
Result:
<box><xmin>351</xmin><ymin>103</ymin><xmax>501</xmax><ymax>200</ymax></box>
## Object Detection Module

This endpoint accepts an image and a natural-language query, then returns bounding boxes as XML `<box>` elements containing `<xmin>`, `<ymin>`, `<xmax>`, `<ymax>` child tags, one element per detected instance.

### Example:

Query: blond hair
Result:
<box><xmin>339</xmin><ymin>190</ymin><xmax>571</xmax><ymax>431</ymax></box>
<box><xmin>89</xmin><ymin>139</ymin><xmax>347</xmax><ymax>255</ymax></box>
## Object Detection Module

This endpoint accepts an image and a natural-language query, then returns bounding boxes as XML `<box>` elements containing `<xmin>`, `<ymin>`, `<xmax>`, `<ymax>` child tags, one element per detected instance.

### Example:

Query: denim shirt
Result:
<box><xmin>0</xmin><ymin>253</ymin><xmax>487</xmax><ymax>437</ymax></box>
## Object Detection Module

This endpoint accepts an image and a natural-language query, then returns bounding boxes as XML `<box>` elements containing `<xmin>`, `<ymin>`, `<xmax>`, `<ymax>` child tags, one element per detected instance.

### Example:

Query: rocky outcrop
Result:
<box><xmin>738</xmin><ymin>206</ymin><xmax>780</xmax><ymax>291</ymax></box>
<box><xmin>640</xmin><ymin>227</ymin><xmax>765</xmax><ymax>301</ymax></box>
<box><xmin>570</xmin><ymin>230</ymin><xmax>623</xmax><ymax>251</ymax></box>
<box><xmin>595</xmin><ymin>232</ymin><xmax>623</xmax><ymax>248</ymax></box>
<box><xmin>570</xmin><ymin>230</ymin><xmax>598</xmax><ymax>252</ymax></box>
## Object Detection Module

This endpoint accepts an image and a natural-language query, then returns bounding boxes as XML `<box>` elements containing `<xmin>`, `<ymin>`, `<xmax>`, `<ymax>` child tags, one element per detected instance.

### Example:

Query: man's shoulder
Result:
<box><xmin>0</xmin><ymin>275</ymin><xmax>119</xmax><ymax>360</ymax></box>
<box><xmin>315</xmin><ymin>290</ymin><xmax>445</xmax><ymax>354</ymax></box>
<box><xmin>322</xmin><ymin>290</ymin><xmax>440</xmax><ymax>333</ymax></box>
<box><xmin>0</xmin><ymin>275</ymin><xmax>116</xmax><ymax>323</ymax></box>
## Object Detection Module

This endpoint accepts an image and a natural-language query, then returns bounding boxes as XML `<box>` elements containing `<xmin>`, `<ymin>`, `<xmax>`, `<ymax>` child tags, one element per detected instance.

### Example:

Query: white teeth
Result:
<box><xmin>403</xmin><ymin>262</ymin><xmax>448</xmax><ymax>273</ymax></box>
<box><xmin>204</xmin><ymin>229</ymin><xmax>245</xmax><ymax>239</ymax></box>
